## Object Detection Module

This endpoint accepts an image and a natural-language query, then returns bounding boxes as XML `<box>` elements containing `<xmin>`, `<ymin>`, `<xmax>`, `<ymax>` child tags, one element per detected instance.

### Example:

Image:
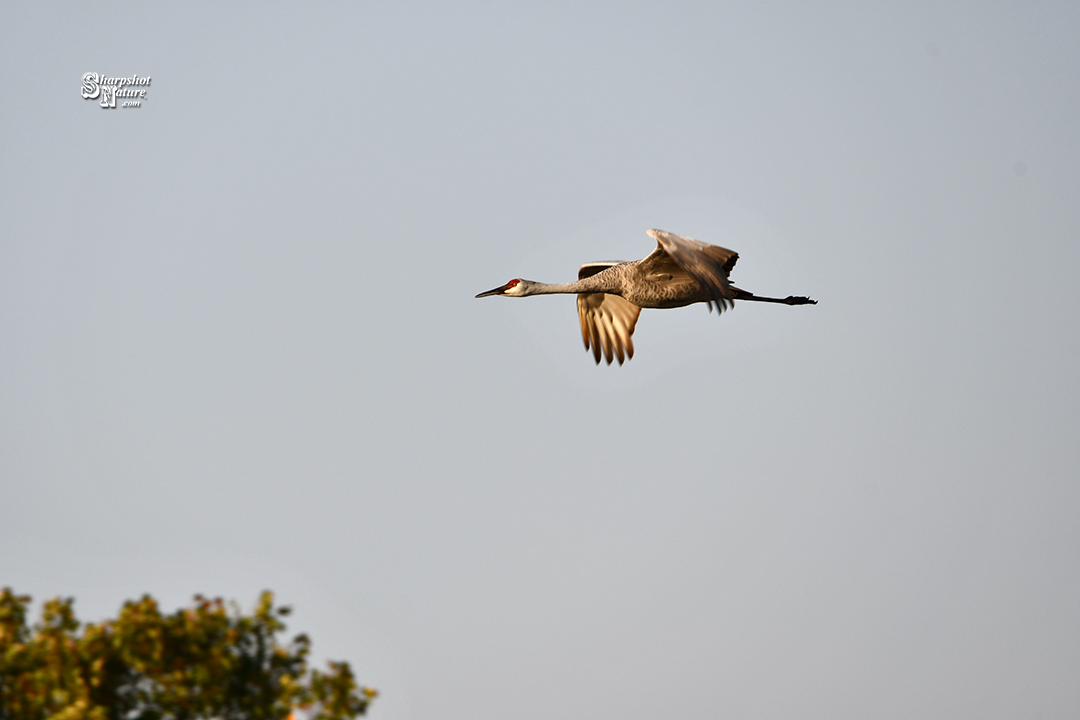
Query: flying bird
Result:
<box><xmin>476</xmin><ymin>228</ymin><xmax>816</xmax><ymax>365</ymax></box>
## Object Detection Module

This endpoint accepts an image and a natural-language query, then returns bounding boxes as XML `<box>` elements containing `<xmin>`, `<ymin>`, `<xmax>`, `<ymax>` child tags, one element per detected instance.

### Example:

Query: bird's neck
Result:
<box><xmin>524</xmin><ymin>272</ymin><xmax>620</xmax><ymax>296</ymax></box>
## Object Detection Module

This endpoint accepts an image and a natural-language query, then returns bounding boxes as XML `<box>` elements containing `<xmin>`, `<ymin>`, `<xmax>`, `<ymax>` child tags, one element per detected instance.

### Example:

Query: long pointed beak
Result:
<box><xmin>475</xmin><ymin>284</ymin><xmax>509</xmax><ymax>298</ymax></box>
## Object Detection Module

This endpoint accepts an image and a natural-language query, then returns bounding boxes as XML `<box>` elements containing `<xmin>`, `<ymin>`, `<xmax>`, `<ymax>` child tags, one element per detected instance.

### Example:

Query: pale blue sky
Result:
<box><xmin>2</xmin><ymin>3</ymin><xmax>1078</xmax><ymax>719</ymax></box>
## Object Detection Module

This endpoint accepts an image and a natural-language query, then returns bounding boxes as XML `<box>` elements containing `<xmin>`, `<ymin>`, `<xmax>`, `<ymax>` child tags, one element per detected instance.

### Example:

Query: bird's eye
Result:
<box><xmin>507</xmin><ymin>279</ymin><xmax>520</xmax><ymax>288</ymax></box>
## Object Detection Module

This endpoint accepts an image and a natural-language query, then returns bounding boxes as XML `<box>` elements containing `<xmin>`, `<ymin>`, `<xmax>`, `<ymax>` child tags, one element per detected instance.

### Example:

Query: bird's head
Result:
<box><xmin>475</xmin><ymin>278</ymin><xmax>533</xmax><ymax>298</ymax></box>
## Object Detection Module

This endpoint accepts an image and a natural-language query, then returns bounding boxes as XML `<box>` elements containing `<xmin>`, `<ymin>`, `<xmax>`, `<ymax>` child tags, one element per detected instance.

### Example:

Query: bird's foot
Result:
<box><xmin>785</xmin><ymin>296</ymin><xmax>817</xmax><ymax>305</ymax></box>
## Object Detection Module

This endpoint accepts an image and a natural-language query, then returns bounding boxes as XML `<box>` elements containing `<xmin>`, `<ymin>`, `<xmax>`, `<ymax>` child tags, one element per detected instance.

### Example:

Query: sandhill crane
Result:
<box><xmin>476</xmin><ymin>228</ymin><xmax>817</xmax><ymax>365</ymax></box>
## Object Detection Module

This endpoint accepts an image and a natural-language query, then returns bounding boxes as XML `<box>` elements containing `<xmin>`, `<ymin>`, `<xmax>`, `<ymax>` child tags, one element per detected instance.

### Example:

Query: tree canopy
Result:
<box><xmin>0</xmin><ymin>589</ymin><xmax>375</xmax><ymax>720</ymax></box>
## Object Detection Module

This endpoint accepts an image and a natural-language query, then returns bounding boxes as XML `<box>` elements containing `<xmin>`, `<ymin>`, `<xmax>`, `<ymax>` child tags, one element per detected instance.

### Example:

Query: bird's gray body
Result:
<box><xmin>476</xmin><ymin>228</ymin><xmax>816</xmax><ymax>365</ymax></box>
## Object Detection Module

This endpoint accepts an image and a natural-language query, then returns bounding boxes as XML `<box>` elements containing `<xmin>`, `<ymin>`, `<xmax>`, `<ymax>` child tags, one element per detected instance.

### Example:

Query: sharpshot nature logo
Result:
<box><xmin>81</xmin><ymin>72</ymin><xmax>151</xmax><ymax>109</ymax></box>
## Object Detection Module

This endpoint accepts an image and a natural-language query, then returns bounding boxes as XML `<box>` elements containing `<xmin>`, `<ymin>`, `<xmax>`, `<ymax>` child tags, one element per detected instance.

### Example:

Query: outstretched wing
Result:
<box><xmin>577</xmin><ymin>262</ymin><xmax>641</xmax><ymax>365</ymax></box>
<box><xmin>645</xmin><ymin>229</ymin><xmax>739</xmax><ymax>312</ymax></box>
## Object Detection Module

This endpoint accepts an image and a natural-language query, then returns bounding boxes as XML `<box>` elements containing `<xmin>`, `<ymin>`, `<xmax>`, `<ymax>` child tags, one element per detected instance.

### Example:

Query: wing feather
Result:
<box><xmin>577</xmin><ymin>288</ymin><xmax>641</xmax><ymax>366</ymax></box>
<box><xmin>646</xmin><ymin>229</ymin><xmax>739</xmax><ymax>312</ymax></box>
